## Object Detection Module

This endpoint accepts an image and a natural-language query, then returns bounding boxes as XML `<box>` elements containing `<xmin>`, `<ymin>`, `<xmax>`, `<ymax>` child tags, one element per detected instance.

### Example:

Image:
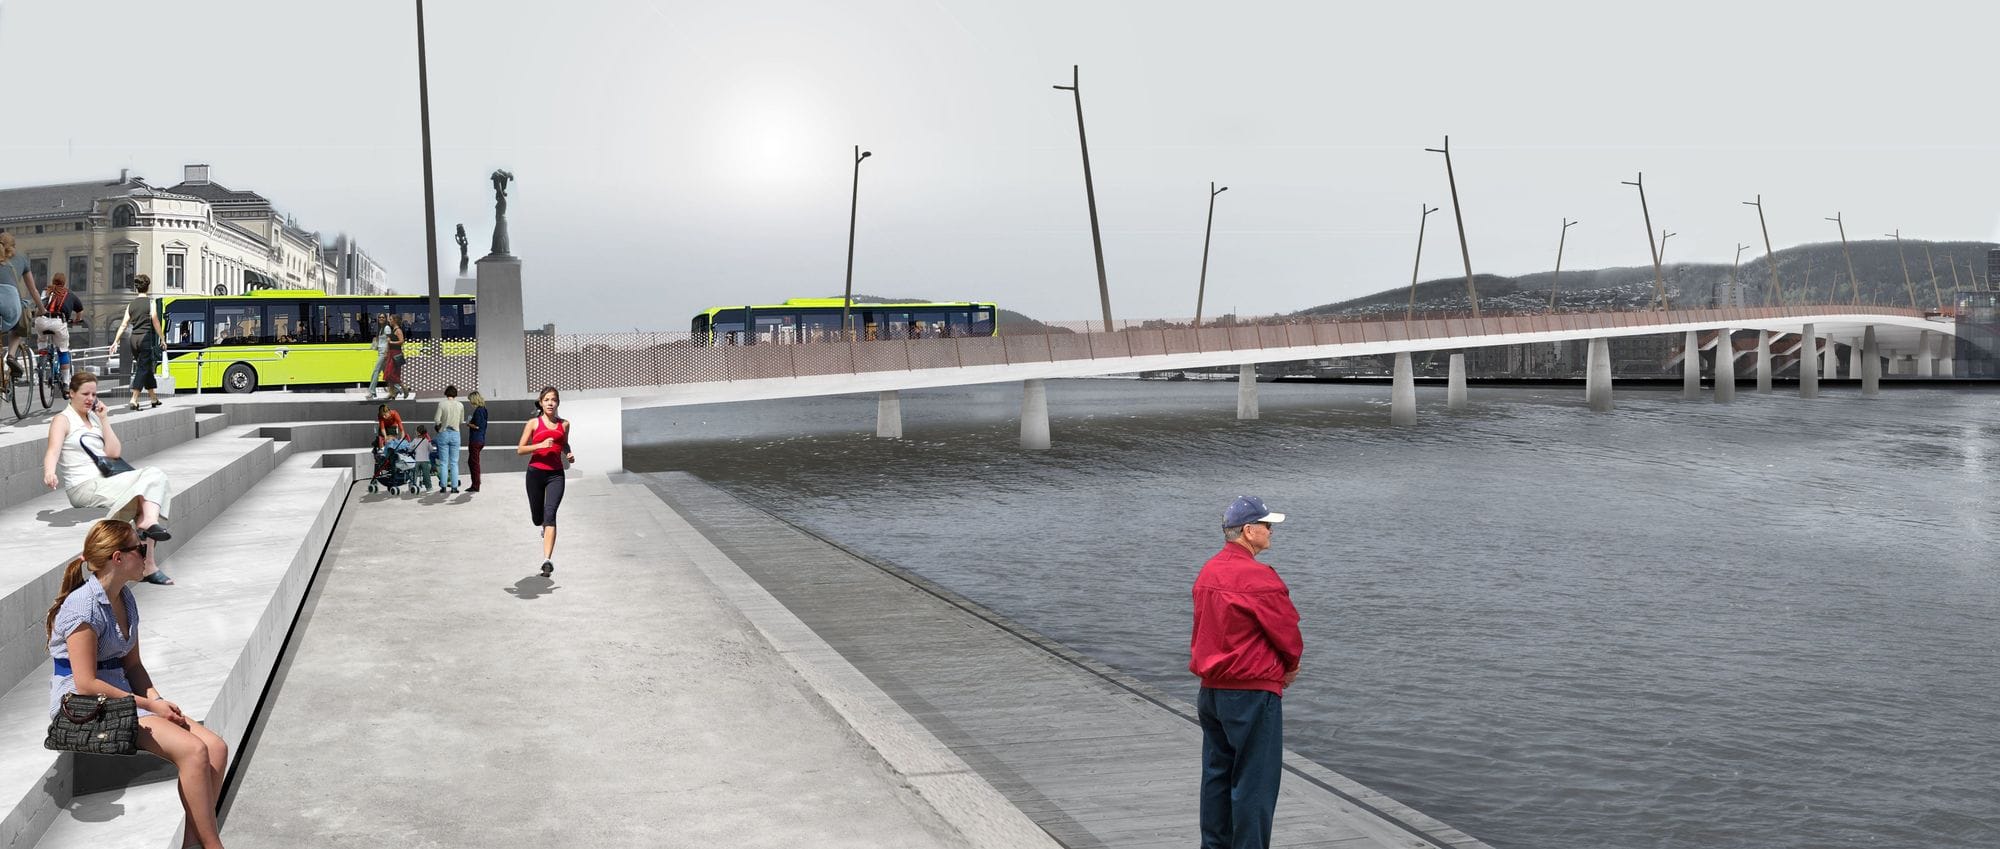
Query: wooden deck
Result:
<box><xmin>645</xmin><ymin>472</ymin><xmax>1490</xmax><ymax>849</ymax></box>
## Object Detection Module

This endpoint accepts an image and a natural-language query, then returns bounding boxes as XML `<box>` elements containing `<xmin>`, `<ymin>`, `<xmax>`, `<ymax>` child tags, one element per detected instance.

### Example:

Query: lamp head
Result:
<box><xmin>860</xmin><ymin>150</ymin><xmax>872</xmax><ymax>160</ymax></box>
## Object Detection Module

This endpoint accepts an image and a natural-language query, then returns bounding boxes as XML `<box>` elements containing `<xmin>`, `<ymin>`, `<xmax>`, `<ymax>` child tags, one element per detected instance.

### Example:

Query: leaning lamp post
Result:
<box><xmin>841</xmin><ymin>146</ymin><xmax>871</xmax><ymax>336</ymax></box>
<box><xmin>1193</xmin><ymin>182</ymin><xmax>1227</xmax><ymax>327</ymax></box>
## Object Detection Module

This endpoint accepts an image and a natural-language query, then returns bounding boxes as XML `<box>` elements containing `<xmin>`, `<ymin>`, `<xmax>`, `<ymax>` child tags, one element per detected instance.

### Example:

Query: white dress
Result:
<box><xmin>57</xmin><ymin>406</ymin><xmax>173</xmax><ymax>522</ymax></box>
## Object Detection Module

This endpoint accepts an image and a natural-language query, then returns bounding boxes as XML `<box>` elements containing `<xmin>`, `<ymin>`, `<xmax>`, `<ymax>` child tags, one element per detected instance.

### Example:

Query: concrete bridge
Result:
<box><xmin>508</xmin><ymin>304</ymin><xmax>1956</xmax><ymax>452</ymax></box>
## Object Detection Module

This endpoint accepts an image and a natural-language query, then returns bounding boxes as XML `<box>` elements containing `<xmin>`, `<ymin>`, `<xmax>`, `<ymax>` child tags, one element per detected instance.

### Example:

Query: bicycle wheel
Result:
<box><xmin>35</xmin><ymin>348</ymin><xmax>54</xmax><ymax>409</ymax></box>
<box><xmin>4</xmin><ymin>340</ymin><xmax>28</xmax><ymax>421</ymax></box>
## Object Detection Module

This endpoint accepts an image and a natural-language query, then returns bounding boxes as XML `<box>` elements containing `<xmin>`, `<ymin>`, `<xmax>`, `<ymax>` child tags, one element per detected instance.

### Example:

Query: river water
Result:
<box><xmin>627</xmin><ymin>379</ymin><xmax>2000</xmax><ymax>849</ymax></box>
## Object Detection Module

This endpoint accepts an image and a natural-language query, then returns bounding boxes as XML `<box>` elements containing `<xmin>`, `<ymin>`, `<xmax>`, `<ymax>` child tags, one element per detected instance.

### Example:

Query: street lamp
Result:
<box><xmin>1730</xmin><ymin>242</ymin><xmax>1749</xmax><ymax>307</ymax></box>
<box><xmin>841</xmin><ymin>146</ymin><xmax>871</xmax><ymax>336</ymax></box>
<box><xmin>414</xmin><ymin>0</ymin><xmax>443</xmax><ymax>356</ymax></box>
<box><xmin>1922</xmin><ymin>243</ymin><xmax>1944</xmax><ymax>311</ymax></box>
<box><xmin>1547</xmin><ymin>217</ymin><xmax>1577</xmax><ymax>312</ymax></box>
<box><xmin>1884</xmin><ymin>229</ymin><xmax>1919</xmax><ymax>310</ymax></box>
<box><xmin>1424</xmin><ymin>136</ymin><xmax>1481</xmax><ymax>319</ymax></box>
<box><xmin>1053</xmin><ymin>66</ymin><xmax>1114</xmax><ymax>333</ymax></box>
<box><xmin>1742</xmin><ymin>194</ymin><xmax>1782</xmax><ymax>306</ymax></box>
<box><xmin>1826</xmin><ymin>213</ymin><xmax>1860</xmax><ymax>304</ymax></box>
<box><xmin>1658</xmin><ymin>229</ymin><xmax>1676</xmax><ymax>307</ymax></box>
<box><xmin>1622</xmin><ymin>173</ymin><xmax>1667</xmax><ymax>310</ymax></box>
<box><xmin>1406</xmin><ymin>203</ymin><xmax>1437</xmax><ymax>322</ymax></box>
<box><xmin>1193</xmin><ymin>182</ymin><xmax>1228</xmax><ymax>328</ymax></box>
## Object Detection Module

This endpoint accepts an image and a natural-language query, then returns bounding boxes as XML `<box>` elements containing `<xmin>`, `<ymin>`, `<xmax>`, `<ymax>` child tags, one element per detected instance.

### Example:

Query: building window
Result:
<box><xmin>34</xmin><ymin>225</ymin><xmax>44</xmax><ymax>234</ymax></box>
<box><xmin>111</xmin><ymin>252</ymin><xmax>135</xmax><ymax>290</ymax></box>
<box><xmin>29</xmin><ymin>258</ymin><xmax>49</xmax><ymax>285</ymax></box>
<box><xmin>165</xmin><ymin>252</ymin><xmax>185</xmax><ymax>289</ymax></box>
<box><xmin>74</xmin><ymin>222</ymin><xmax>83</xmax><ymax>231</ymax></box>
<box><xmin>68</xmin><ymin>255</ymin><xmax>88</xmax><ymax>292</ymax></box>
<box><xmin>111</xmin><ymin>204</ymin><xmax>137</xmax><ymax>228</ymax></box>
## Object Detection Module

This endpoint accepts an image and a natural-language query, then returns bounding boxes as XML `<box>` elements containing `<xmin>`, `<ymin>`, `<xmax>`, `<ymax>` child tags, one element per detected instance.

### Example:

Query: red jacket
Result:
<box><xmin>1189</xmin><ymin>542</ymin><xmax>1303</xmax><ymax>695</ymax></box>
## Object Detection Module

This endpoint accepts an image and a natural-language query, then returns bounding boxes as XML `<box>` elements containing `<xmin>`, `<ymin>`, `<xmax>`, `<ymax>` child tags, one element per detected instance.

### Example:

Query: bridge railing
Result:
<box><xmin>523</xmin><ymin>304</ymin><xmax>1929</xmax><ymax>390</ymax></box>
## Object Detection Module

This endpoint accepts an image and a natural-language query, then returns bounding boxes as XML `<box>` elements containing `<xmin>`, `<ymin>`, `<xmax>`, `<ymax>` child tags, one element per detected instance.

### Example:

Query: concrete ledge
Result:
<box><xmin>0</xmin><ymin>457</ymin><xmax>350</xmax><ymax>849</ymax></box>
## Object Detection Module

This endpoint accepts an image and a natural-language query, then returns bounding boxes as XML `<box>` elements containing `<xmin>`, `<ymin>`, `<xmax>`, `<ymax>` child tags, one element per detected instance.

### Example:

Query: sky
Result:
<box><xmin>2</xmin><ymin>0</ymin><xmax>1996</xmax><ymax>332</ymax></box>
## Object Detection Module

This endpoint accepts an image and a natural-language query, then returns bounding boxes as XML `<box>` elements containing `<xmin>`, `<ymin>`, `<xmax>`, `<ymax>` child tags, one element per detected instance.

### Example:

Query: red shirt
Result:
<box><xmin>1189</xmin><ymin>542</ymin><xmax>1303</xmax><ymax>695</ymax></box>
<box><xmin>377</xmin><ymin>411</ymin><xmax>404</xmax><ymax>441</ymax></box>
<box><xmin>527</xmin><ymin>416</ymin><xmax>569</xmax><ymax>471</ymax></box>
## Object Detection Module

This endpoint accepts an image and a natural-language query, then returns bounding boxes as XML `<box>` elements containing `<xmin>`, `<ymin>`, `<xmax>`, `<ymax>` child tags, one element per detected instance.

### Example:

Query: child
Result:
<box><xmin>411</xmin><ymin>426</ymin><xmax>436</xmax><ymax>493</ymax></box>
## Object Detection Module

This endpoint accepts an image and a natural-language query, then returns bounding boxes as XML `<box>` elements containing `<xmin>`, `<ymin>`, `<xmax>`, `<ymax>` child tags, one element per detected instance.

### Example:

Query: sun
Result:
<box><xmin>700</xmin><ymin>78</ymin><xmax>840</xmax><ymax>198</ymax></box>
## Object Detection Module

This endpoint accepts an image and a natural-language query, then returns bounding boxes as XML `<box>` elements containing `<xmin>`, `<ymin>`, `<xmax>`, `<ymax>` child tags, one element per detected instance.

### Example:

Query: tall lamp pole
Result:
<box><xmin>1406</xmin><ymin>203</ymin><xmax>1438</xmax><ymax>322</ymax></box>
<box><xmin>1826</xmin><ymin>213</ymin><xmax>1860</xmax><ymax>305</ymax></box>
<box><xmin>414</xmin><ymin>0</ymin><xmax>442</xmax><ymax>356</ymax></box>
<box><xmin>1885</xmin><ymin>229</ymin><xmax>1919</xmax><ymax>310</ymax></box>
<box><xmin>1742</xmin><ymin>194</ymin><xmax>1781</xmax><ymax>306</ymax></box>
<box><xmin>1730</xmin><ymin>243</ymin><xmax>1749</xmax><ymax>307</ymax></box>
<box><xmin>1922</xmin><ymin>243</ymin><xmax>1944</xmax><ymax>311</ymax></box>
<box><xmin>1193</xmin><ymin>182</ymin><xmax>1228</xmax><ymax>327</ymax></box>
<box><xmin>841</xmin><ymin>146</ymin><xmax>872</xmax><ymax>336</ymax></box>
<box><xmin>1424</xmin><ymin>136</ymin><xmax>1481</xmax><ymax>319</ymax></box>
<box><xmin>1622</xmin><ymin>173</ymin><xmax>1667</xmax><ymax>310</ymax></box>
<box><xmin>1053</xmin><ymin>66</ymin><xmax>1114</xmax><ymax>333</ymax></box>
<box><xmin>1547</xmin><ymin>218</ymin><xmax>1577</xmax><ymax>312</ymax></box>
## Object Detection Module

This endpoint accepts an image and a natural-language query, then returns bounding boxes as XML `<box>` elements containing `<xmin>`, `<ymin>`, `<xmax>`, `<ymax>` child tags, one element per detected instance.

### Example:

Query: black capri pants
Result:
<box><xmin>526</xmin><ymin>467</ymin><xmax>566</xmax><ymax>528</ymax></box>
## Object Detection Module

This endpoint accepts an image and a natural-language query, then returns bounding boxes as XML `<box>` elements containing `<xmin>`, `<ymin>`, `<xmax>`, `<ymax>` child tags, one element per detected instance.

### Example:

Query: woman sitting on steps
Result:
<box><xmin>42</xmin><ymin>371</ymin><xmax>175</xmax><ymax>584</ymax></box>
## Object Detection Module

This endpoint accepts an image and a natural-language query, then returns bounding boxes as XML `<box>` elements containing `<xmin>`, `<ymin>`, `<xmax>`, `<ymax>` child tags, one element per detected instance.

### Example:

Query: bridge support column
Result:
<box><xmin>1585</xmin><ymin>337</ymin><xmax>1614</xmax><ymax>412</ymax></box>
<box><xmin>1447</xmin><ymin>352</ymin><xmax>1467</xmax><ymax>411</ymax></box>
<box><xmin>1391</xmin><ymin>352</ymin><xmax>1415</xmax><ymax>426</ymax></box>
<box><xmin>1861</xmin><ymin>326</ymin><xmax>1880</xmax><ymax>397</ymax></box>
<box><xmin>1799</xmin><ymin>323</ymin><xmax>1819</xmax><ymax>399</ymax></box>
<box><xmin>1683</xmin><ymin>331</ymin><xmax>1700</xmax><ymax>398</ymax></box>
<box><xmin>1755</xmin><ymin>332</ymin><xmax>1772</xmax><ymax>393</ymax></box>
<box><xmin>1823</xmin><ymin>339</ymin><xmax>1838</xmax><ymax>379</ymax></box>
<box><xmin>1847</xmin><ymin>337</ymin><xmax>1862</xmax><ymax>381</ymax></box>
<box><xmin>1916</xmin><ymin>331</ymin><xmax>1935</xmax><ymax>377</ymax></box>
<box><xmin>1237</xmin><ymin>363</ymin><xmax>1259</xmax><ymax>420</ymax></box>
<box><xmin>1020</xmin><ymin>379</ymin><xmax>1051</xmax><ymax>449</ymax></box>
<box><xmin>876</xmin><ymin>390</ymin><xmax>903</xmax><ymax>438</ymax></box>
<box><xmin>1937</xmin><ymin>332</ymin><xmax>1955</xmax><ymax>378</ymax></box>
<box><xmin>1714</xmin><ymin>329</ymin><xmax>1735</xmax><ymax>403</ymax></box>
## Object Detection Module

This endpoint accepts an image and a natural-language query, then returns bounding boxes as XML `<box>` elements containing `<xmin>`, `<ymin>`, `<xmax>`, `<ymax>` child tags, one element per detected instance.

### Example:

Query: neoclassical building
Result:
<box><xmin>0</xmin><ymin>164</ymin><xmax>389</xmax><ymax>347</ymax></box>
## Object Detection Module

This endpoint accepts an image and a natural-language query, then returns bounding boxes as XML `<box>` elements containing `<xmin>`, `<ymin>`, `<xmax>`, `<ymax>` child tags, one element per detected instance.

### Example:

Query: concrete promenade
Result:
<box><xmin>223</xmin><ymin>471</ymin><xmax>1048</xmax><ymax>848</ymax></box>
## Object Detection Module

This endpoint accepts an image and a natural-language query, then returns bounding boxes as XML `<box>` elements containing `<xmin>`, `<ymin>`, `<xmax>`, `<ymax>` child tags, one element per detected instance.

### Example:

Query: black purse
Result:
<box><xmin>44</xmin><ymin>693</ymin><xmax>139</xmax><ymax>756</ymax></box>
<box><xmin>79</xmin><ymin>432</ymin><xmax>138</xmax><ymax>478</ymax></box>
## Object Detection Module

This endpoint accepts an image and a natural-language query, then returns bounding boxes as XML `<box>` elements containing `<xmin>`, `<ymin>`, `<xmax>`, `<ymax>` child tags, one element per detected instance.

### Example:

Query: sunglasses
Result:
<box><xmin>116</xmin><ymin>540</ymin><xmax>148</xmax><ymax>555</ymax></box>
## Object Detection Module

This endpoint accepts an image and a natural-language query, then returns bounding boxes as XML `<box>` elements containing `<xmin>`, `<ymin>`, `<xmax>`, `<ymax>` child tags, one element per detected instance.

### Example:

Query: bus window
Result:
<box><xmin>873</xmin><ymin>311</ymin><xmax>913</xmax><ymax>339</ymax></box>
<box><xmin>164</xmin><ymin>301</ymin><xmax>209</xmax><ymax>349</ymax></box>
<box><xmin>395</xmin><ymin>304</ymin><xmax>431</xmax><ymax>338</ymax></box>
<box><xmin>691</xmin><ymin>313</ymin><xmax>712</xmax><ymax>341</ymax></box>
<box><xmin>912</xmin><ymin>311</ymin><xmax>948</xmax><ymax>339</ymax></box>
<box><xmin>710</xmin><ymin>309</ymin><xmax>745</xmax><ymax>345</ymax></box>
<box><xmin>971</xmin><ymin>309</ymin><xmax>995</xmax><ymax>336</ymax></box>
<box><xmin>800</xmin><ymin>312</ymin><xmax>843</xmax><ymax>342</ymax></box>
<box><xmin>212</xmin><ymin>303</ymin><xmax>264</xmax><ymax>346</ymax></box>
<box><xmin>753</xmin><ymin>313</ymin><xmax>798</xmax><ymax>344</ymax></box>
<box><xmin>446</xmin><ymin>302</ymin><xmax>476</xmax><ymax>339</ymax></box>
<box><xmin>266</xmin><ymin>301</ymin><xmax>308</xmax><ymax>343</ymax></box>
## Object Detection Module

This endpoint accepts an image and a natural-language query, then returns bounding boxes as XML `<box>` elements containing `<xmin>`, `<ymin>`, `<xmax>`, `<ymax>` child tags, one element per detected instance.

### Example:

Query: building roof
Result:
<box><xmin>162</xmin><ymin>179</ymin><xmax>269</xmax><ymax>206</ymax></box>
<box><xmin>0</xmin><ymin>176</ymin><xmax>150</xmax><ymax>223</ymax></box>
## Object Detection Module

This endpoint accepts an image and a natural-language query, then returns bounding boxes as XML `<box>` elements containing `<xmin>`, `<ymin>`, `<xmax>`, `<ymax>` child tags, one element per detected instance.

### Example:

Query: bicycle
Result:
<box><xmin>36</xmin><ymin>328</ymin><xmax>64</xmax><ymax>409</ymax></box>
<box><xmin>3</xmin><ymin>328</ymin><xmax>39</xmax><ymax>422</ymax></box>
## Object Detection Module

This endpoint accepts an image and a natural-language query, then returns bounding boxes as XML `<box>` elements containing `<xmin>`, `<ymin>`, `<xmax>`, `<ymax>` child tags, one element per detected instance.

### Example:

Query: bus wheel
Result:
<box><xmin>223</xmin><ymin>363</ymin><xmax>259</xmax><ymax>394</ymax></box>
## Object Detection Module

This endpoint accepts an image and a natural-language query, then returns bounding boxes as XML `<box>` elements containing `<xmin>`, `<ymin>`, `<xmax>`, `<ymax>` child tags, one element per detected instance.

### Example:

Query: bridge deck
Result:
<box><xmin>646</xmin><ymin>472</ymin><xmax>1488</xmax><ymax>849</ymax></box>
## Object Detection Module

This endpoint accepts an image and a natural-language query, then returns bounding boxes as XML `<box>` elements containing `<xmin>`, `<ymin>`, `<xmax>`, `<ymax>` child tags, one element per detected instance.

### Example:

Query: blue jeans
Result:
<box><xmin>435</xmin><ymin>429</ymin><xmax>461</xmax><ymax>489</ymax></box>
<box><xmin>1198</xmin><ymin>687</ymin><xmax>1283</xmax><ymax>849</ymax></box>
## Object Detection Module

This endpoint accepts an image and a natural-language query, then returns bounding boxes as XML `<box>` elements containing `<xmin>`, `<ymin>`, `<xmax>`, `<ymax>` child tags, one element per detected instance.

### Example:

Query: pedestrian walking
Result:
<box><xmin>111</xmin><ymin>274</ymin><xmax>165</xmax><ymax>410</ymax></box>
<box><xmin>433</xmin><ymin>384</ymin><xmax>466</xmax><ymax>493</ymax></box>
<box><xmin>1190</xmin><ymin>495</ymin><xmax>1302</xmax><ymax>849</ymax></box>
<box><xmin>382</xmin><ymin>314</ymin><xmax>408</xmax><ymax>400</ymax></box>
<box><xmin>46</xmin><ymin>519</ymin><xmax>228</xmax><ymax>849</ymax></box>
<box><xmin>366</xmin><ymin>313</ymin><xmax>393</xmax><ymax>400</ymax></box>
<box><xmin>464</xmin><ymin>391</ymin><xmax>488</xmax><ymax>492</ymax></box>
<box><xmin>515</xmin><ymin>386</ymin><xmax>574</xmax><ymax>577</ymax></box>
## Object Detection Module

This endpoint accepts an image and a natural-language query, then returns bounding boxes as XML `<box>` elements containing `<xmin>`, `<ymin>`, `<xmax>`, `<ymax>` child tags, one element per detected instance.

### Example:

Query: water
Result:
<box><xmin>627</xmin><ymin>379</ymin><xmax>2000</xmax><ymax>849</ymax></box>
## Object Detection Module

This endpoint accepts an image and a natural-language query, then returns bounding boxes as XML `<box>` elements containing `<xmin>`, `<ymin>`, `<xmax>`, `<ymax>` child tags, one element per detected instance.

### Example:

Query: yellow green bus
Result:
<box><xmin>158</xmin><ymin>290</ymin><xmax>476</xmax><ymax>393</ymax></box>
<box><xmin>690</xmin><ymin>298</ymin><xmax>998</xmax><ymax>345</ymax></box>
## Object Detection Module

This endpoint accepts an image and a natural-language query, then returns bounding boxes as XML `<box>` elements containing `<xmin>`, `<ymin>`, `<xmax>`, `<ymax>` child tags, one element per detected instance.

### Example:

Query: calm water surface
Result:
<box><xmin>629</xmin><ymin>379</ymin><xmax>2000</xmax><ymax>849</ymax></box>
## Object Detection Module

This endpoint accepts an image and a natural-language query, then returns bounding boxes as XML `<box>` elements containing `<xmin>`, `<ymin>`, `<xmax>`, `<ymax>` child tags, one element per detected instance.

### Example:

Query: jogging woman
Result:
<box><xmin>515</xmin><ymin>386</ymin><xmax>573</xmax><ymax>576</ymax></box>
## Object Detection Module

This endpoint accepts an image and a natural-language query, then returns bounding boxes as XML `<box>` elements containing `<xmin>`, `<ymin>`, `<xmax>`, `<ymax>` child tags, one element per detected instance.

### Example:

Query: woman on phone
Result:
<box><xmin>47</xmin><ymin>519</ymin><xmax>227</xmax><ymax>848</ymax></box>
<box><xmin>43</xmin><ymin>372</ymin><xmax>174</xmax><ymax>584</ymax></box>
<box><xmin>515</xmin><ymin>386</ymin><xmax>573</xmax><ymax>577</ymax></box>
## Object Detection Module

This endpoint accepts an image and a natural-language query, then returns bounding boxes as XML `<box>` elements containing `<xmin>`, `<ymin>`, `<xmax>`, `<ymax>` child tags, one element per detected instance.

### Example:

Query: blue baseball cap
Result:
<box><xmin>1222</xmin><ymin>495</ymin><xmax>1286</xmax><ymax>529</ymax></box>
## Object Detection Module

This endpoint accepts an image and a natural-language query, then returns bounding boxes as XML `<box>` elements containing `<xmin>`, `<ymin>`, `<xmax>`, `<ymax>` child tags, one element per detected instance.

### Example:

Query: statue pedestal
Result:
<box><xmin>453</xmin><ymin>275</ymin><xmax>476</xmax><ymax>296</ymax></box>
<box><xmin>475</xmin><ymin>254</ymin><xmax>526</xmax><ymax>400</ymax></box>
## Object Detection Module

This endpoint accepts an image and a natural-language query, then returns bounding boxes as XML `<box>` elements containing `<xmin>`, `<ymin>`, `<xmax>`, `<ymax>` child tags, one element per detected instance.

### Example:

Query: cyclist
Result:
<box><xmin>32</xmin><ymin>272</ymin><xmax>83</xmax><ymax>395</ymax></box>
<box><xmin>0</xmin><ymin>231</ymin><xmax>43</xmax><ymax>385</ymax></box>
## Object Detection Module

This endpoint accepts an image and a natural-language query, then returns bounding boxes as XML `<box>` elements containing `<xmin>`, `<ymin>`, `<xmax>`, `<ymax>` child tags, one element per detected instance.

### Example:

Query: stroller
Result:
<box><xmin>368</xmin><ymin>437</ymin><xmax>419</xmax><ymax>494</ymax></box>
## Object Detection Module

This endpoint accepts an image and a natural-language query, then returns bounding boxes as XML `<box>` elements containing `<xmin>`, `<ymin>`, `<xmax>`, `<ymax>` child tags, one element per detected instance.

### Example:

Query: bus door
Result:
<box><xmin>753</xmin><ymin>312</ymin><xmax>798</xmax><ymax>344</ymax></box>
<box><xmin>264</xmin><ymin>301</ymin><xmax>308</xmax><ymax>385</ymax></box>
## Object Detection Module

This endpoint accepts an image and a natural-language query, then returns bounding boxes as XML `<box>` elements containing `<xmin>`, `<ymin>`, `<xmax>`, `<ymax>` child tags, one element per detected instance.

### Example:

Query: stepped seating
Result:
<box><xmin>0</xmin><ymin>403</ymin><xmax>360</xmax><ymax>849</ymax></box>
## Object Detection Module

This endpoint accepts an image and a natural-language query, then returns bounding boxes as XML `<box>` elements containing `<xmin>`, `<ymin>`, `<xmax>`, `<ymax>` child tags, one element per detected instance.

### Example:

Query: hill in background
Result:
<box><xmin>1302</xmin><ymin>240</ymin><xmax>1997</xmax><ymax>318</ymax></box>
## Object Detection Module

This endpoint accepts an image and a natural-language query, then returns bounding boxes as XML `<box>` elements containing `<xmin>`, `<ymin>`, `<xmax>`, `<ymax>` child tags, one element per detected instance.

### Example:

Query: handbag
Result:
<box><xmin>79</xmin><ymin>432</ymin><xmax>138</xmax><ymax>478</ymax></box>
<box><xmin>393</xmin><ymin>353</ymin><xmax>407</xmax><ymax>368</ymax></box>
<box><xmin>43</xmin><ymin>692</ymin><xmax>139</xmax><ymax>756</ymax></box>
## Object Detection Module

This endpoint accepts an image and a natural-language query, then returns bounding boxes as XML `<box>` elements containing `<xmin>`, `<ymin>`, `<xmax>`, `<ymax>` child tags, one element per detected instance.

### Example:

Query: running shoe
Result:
<box><xmin>540</xmin><ymin>560</ymin><xmax>554</xmax><ymax>577</ymax></box>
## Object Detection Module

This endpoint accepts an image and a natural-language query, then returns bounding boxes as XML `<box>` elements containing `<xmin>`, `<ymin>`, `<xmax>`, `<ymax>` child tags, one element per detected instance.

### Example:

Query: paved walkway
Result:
<box><xmin>222</xmin><ymin>472</ymin><xmax>1047</xmax><ymax>848</ymax></box>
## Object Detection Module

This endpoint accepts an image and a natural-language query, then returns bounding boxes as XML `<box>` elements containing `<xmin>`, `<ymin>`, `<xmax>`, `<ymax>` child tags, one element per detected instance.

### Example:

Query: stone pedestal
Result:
<box><xmin>1236</xmin><ymin>364</ymin><xmax>1258</xmax><ymax>420</ymax></box>
<box><xmin>453</xmin><ymin>275</ymin><xmax>477</xmax><ymax>296</ymax></box>
<box><xmin>475</xmin><ymin>254</ymin><xmax>527</xmax><ymax>400</ymax></box>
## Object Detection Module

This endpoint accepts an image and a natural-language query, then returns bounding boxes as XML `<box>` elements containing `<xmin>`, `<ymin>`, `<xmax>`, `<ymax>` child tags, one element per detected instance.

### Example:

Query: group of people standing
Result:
<box><xmin>375</xmin><ymin>384</ymin><xmax>574</xmax><ymax>576</ymax></box>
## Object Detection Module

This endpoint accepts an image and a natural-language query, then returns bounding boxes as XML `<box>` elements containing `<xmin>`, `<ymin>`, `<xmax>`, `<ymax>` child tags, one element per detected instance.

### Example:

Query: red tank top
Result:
<box><xmin>528</xmin><ymin>416</ymin><xmax>568</xmax><ymax>471</ymax></box>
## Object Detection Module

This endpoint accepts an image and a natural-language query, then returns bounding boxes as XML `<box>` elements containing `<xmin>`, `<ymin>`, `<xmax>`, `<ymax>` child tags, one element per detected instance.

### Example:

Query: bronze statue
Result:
<box><xmin>489</xmin><ymin>169</ymin><xmax>514</xmax><ymax>256</ymax></box>
<box><xmin>454</xmin><ymin>224</ymin><xmax>469</xmax><ymax>274</ymax></box>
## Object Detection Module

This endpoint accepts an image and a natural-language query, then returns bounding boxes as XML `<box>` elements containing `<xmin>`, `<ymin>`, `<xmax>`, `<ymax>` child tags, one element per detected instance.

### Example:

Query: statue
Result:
<box><xmin>489</xmin><ymin>169</ymin><xmax>514</xmax><ymax>257</ymax></box>
<box><xmin>454</xmin><ymin>224</ymin><xmax>469</xmax><ymax>274</ymax></box>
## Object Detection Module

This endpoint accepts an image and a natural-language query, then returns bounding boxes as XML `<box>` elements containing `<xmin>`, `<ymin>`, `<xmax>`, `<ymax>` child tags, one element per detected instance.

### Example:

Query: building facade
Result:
<box><xmin>321</xmin><ymin>234</ymin><xmax>390</xmax><ymax>296</ymax></box>
<box><xmin>0</xmin><ymin>165</ymin><xmax>370</xmax><ymax>347</ymax></box>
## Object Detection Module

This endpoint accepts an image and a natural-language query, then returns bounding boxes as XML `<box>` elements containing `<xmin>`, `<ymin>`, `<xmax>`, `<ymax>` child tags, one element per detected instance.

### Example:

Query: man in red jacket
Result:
<box><xmin>1190</xmin><ymin>495</ymin><xmax>1302</xmax><ymax>849</ymax></box>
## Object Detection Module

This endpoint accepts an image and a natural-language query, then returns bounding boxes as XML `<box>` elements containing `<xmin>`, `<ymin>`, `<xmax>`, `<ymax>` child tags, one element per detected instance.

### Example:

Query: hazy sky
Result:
<box><xmin>3</xmin><ymin>0</ymin><xmax>1996</xmax><ymax>332</ymax></box>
